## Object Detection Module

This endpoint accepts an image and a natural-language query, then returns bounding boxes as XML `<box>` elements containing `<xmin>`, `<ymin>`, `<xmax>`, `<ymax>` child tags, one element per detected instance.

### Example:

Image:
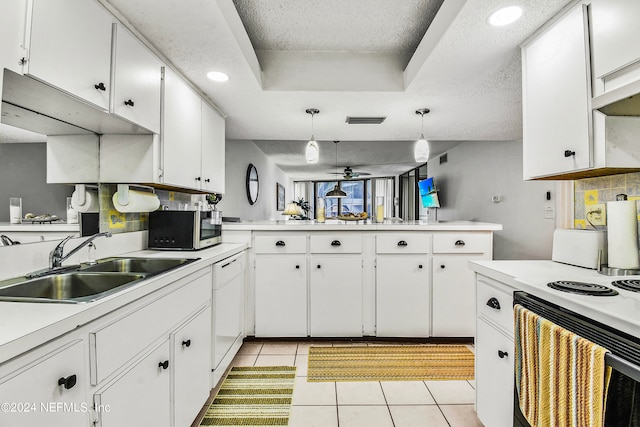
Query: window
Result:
<box><xmin>340</xmin><ymin>181</ymin><xmax>364</xmax><ymax>214</ymax></box>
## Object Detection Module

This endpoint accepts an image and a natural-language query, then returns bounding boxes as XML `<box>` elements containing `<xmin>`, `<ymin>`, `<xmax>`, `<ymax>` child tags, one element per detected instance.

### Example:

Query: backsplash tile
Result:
<box><xmin>574</xmin><ymin>172</ymin><xmax>640</xmax><ymax>229</ymax></box>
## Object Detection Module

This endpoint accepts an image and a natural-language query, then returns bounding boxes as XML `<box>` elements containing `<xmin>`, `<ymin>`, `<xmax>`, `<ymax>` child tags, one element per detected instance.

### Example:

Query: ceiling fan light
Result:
<box><xmin>305</xmin><ymin>139</ymin><xmax>319</xmax><ymax>163</ymax></box>
<box><xmin>326</xmin><ymin>184</ymin><xmax>347</xmax><ymax>198</ymax></box>
<box><xmin>414</xmin><ymin>135</ymin><xmax>430</xmax><ymax>163</ymax></box>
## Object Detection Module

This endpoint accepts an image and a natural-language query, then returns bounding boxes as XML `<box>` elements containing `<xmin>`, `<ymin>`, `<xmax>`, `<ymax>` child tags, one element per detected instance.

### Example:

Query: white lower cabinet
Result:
<box><xmin>475</xmin><ymin>276</ymin><xmax>516</xmax><ymax>427</ymax></box>
<box><xmin>432</xmin><ymin>255</ymin><xmax>484</xmax><ymax>337</ymax></box>
<box><xmin>309</xmin><ymin>256</ymin><xmax>363</xmax><ymax>337</ymax></box>
<box><xmin>254</xmin><ymin>257</ymin><xmax>307</xmax><ymax>337</ymax></box>
<box><xmin>173</xmin><ymin>308</ymin><xmax>212</xmax><ymax>427</ymax></box>
<box><xmin>476</xmin><ymin>318</ymin><xmax>514</xmax><ymax>427</ymax></box>
<box><xmin>376</xmin><ymin>256</ymin><xmax>429</xmax><ymax>337</ymax></box>
<box><xmin>0</xmin><ymin>340</ymin><xmax>88</xmax><ymax>427</ymax></box>
<box><xmin>95</xmin><ymin>339</ymin><xmax>171</xmax><ymax>427</ymax></box>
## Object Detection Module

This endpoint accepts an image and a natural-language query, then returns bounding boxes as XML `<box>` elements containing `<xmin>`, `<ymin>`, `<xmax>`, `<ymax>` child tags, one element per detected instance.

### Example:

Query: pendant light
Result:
<box><xmin>305</xmin><ymin>108</ymin><xmax>320</xmax><ymax>163</ymax></box>
<box><xmin>414</xmin><ymin>108</ymin><xmax>430</xmax><ymax>163</ymax></box>
<box><xmin>326</xmin><ymin>141</ymin><xmax>347</xmax><ymax>198</ymax></box>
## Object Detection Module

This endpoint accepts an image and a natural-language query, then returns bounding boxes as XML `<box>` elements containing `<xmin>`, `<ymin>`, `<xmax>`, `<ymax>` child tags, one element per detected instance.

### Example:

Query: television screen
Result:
<box><xmin>418</xmin><ymin>177</ymin><xmax>440</xmax><ymax>208</ymax></box>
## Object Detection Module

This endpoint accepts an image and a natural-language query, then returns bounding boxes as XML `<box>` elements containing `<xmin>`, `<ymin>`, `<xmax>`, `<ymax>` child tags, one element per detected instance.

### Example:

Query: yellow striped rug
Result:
<box><xmin>307</xmin><ymin>345</ymin><xmax>474</xmax><ymax>382</ymax></box>
<box><xmin>199</xmin><ymin>366</ymin><xmax>296</xmax><ymax>426</ymax></box>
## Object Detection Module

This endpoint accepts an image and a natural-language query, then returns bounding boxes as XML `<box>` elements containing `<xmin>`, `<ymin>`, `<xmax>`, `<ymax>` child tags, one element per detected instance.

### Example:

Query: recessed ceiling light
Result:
<box><xmin>206</xmin><ymin>71</ymin><xmax>229</xmax><ymax>82</ymax></box>
<box><xmin>488</xmin><ymin>5</ymin><xmax>523</xmax><ymax>26</ymax></box>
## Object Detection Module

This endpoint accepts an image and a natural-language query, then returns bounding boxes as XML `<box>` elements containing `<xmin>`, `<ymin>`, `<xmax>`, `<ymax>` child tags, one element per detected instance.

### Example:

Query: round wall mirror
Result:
<box><xmin>246</xmin><ymin>163</ymin><xmax>259</xmax><ymax>205</ymax></box>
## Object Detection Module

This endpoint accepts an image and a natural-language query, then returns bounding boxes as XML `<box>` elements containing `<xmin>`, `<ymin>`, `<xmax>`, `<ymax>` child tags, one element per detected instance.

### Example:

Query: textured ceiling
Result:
<box><xmin>232</xmin><ymin>0</ymin><xmax>443</xmax><ymax>55</ymax></box>
<box><xmin>1</xmin><ymin>0</ymin><xmax>575</xmax><ymax>181</ymax></box>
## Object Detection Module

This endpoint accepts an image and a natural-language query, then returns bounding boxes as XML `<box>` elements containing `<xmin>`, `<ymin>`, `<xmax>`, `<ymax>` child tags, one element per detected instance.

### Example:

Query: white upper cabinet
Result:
<box><xmin>27</xmin><ymin>0</ymin><xmax>113</xmax><ymax>110</ymax></box>
<box><xmin>522</xmin><ymin>3</ymin><xmax>592</xmax><ymax>180</ymax></box>
<box><xmin>0</xmin><ymin>0</ymin><xmax>28</xmax><ymax>76</ymax></box>
<box><xmin>162</xmin><ymin>68</ymin><xmax>226</xmax><ymax>192</ymax></box>
<box><xmin>201</xmin><ymin>102</ymin><xmax>226</xmax><ymax>194</ymax></box>
<box><xmin>112</xmin><ymin>24</ymin><xmax>162</xmax><ymax>133</ymax></box>
<box><xmin>591</xmin><ymin>0</ymin><xmax>640</xmax><ymax>96</ymax></box>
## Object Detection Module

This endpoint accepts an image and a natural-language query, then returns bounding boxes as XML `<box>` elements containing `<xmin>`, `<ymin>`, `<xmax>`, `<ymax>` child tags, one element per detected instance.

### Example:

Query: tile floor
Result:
<box><xmin>227</xmin><ymin>340</ymin><xmax>484</xmax><ymax>427</ymax></box>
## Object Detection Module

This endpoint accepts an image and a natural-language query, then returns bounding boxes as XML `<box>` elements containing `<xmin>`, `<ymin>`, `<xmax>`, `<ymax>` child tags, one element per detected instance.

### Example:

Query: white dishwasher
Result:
<box><xmin>211</xmin><ymin>251</ymin><xmax>245</xmax><ymax>386</ymax></box>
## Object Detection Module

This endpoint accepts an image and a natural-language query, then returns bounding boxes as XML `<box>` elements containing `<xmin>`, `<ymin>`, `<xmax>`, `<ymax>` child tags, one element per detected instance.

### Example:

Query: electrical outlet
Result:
<box><xmin>544</xmin><ymin>205</ymin><xmax>555</xmax><ymax>219</ymax></box>
<box><xmin>587</xmin><ymin>203</ymin><xmax>606</xmax><ymax>225</ymax></box>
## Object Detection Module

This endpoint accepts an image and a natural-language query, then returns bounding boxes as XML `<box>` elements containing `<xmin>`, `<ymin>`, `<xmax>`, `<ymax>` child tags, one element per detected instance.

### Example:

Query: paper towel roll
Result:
<box><xmin>112</xmin><ymin>190</ymin><xmax>160</xmax><ymax>213</ymax></box>
<box><xmin>71</xmin><ymin>189</ymin><xmax>100</xmax><ymax>213</ymax></box>
<box><xmin>607</xmin><ymin>200</ymin><xmax>640</xmax><ymax>269</ymax></box>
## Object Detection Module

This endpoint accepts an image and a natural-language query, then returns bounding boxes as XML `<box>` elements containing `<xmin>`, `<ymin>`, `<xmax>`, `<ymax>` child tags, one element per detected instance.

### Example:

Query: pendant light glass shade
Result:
<box><xmin>305</xmin><ymin>108</ymin><xmax>320</xmax><ymax>164</ymax></box>
<box><xmin>305</xmin><ymin>139</ymin><xmax>319</xmax><ymax>163</ymax></box>
<box><xmin>414</xmin><ymin>108</ymin><xmax>430</xmax><ymax>163</ymax></box>
<box><xmin>326</xmin><ymin>140</ymin><xmax>347</xmax><ymax>198</ymax></box>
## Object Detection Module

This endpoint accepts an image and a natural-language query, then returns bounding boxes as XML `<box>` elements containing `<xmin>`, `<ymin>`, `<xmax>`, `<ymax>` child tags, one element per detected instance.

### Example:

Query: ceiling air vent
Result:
<box><xmin>345</xmin><ymin>116</ymin><xmax>386</xmax><ymax>125</ymax></box>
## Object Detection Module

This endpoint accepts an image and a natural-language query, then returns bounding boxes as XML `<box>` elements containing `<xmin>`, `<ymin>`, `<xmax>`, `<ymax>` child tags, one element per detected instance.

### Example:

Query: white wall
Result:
<box><xmin>221</xmin><ymin>139</ymin><xmax>293</xmax><ymax>220</ymax></box>
<box><xmin>427</xmin><ymin>140</ymin><xmax>555</xmax><ymax>260</ymax></box>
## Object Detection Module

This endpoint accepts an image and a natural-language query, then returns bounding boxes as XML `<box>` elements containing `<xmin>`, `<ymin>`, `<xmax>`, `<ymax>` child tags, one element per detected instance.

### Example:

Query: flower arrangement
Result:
<box><xmin>293</xmin><ymin>197</ymin><xmax>310</xmax><ymax>220</ymax></box>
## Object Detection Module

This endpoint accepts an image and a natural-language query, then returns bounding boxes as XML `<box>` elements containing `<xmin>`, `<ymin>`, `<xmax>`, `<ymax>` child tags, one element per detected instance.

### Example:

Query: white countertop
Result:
<box><xmin>223</xmin><ymin>220</ymin><xmax>502</xmax><ymax>231</ymax></box>
<box><xmin>0</xmin><ymin>222</ymin><xmax>80</xmax><ymax>232</ymax></box>
<box><xmin>0</xmin><ymin>242</ymin><xmax>246</xmax><ymax>363</ymax></box>
<box><xmin>470</xmin><ymin>260</ymin><xmax>640</xmax><ymax>338</ymax></box>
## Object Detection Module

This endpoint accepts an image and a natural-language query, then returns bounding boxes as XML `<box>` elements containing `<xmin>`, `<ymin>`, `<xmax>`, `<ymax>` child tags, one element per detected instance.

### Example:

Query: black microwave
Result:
<box><xmin>148</xmin><ymin>210</ymin><xmax>222</xmax><ymax>250</ymax></box>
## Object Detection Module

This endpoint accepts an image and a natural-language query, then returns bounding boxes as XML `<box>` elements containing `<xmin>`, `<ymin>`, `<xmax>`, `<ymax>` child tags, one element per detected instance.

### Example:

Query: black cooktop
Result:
<box><xmin>547</xmin><ymin>280</ymin><xmax>619</xmax><ymax>296</ymax></box>
<box><xmin>611</xmin><ymin>279</ymin><xmax>640</xmax><ymax>293</ymax></box>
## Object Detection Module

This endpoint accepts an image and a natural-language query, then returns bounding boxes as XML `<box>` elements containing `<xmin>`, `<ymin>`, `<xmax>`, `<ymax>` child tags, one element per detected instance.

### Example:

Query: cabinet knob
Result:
<box><xmin>182</xmin><ymin>339</ymin><xmax>191</xmax><ymax>348</ymax></box>
<box><xmin>205</xmin><ymin>178</ymin><xmax>211</xmax><ymax>183</ymax></box>
<box><xmin>440</xmin><ymin>264</ymin><xmax>445</xmax><ymax>269</ymax></box>
<box><xmin>275</xmin><ymin>240</ymin><xmax>286</xmax><ymax>247</ymax></box>
<box><xmin>124</xmin><ymin>99</ymin><xmax>135</xmax><ymax>107</ymax></box>
<box><xmin>331</xmin><ymin>240</ymin><xmax>341</xmax><ymax>246</ymax></box>
<box><xmin>454</xmin><ymin>240</ymin><xmax>465</xmax><ymax>247</ymax></box>
<box><xmin>317</xmin><ymin>264</ymin><xmax>321</xmax><ymax>269</ymax></box>
<box><xmin>418</xmin><ymin>264</ymin><xmax>423</xmax><ymax>269</ymax></box>
<box><xmin>58</xmin><ymin>374</ymin><xmax>77</xmax><ymax>390</ymax></box>
<box><xmin>94</xmin><ymin>82</ymin><xmax>106</xmax><ymax>91</ymax></box>
<box><xmin>295</xmin><ymin>265</ymin><xmax>300</xmax><ymax>269</ymax></box>
<box><xmin>564</xmin><ymin>150</ymin><xmax>576</xmax><ymax>157</ymax></box>
<box><xmin>486</xmin><ymin>297</ymin><xmax>501</xmax><ymax>310</ymax></box>
<box><xmin>158</xmin><ymin>360</ymin><xmax>169</xmax><ymax>370</ymax></box>
<box><xmin>498</xmin><ymin>350</ymin><xmax>508</xmax><ymax>359</ymax></box>
<box><xmin>397</xmin><ymin>240</ymin><xmax>408</xmax><ymax>246</ymax></box>
<box><xmin>195</xmin><ymin>176</ymin><xmax>201</xmax><ymax>181</ymax></box>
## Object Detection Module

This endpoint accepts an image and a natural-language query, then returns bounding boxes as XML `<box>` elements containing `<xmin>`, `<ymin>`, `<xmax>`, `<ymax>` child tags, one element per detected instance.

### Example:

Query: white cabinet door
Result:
<box><xmin>112</xmin><ymin>24</ymin><xmax>162</xmax><ymax>133</ymax></box>
<box><xmin>201</xmin><ymin>102</ymin><xmax>225</xmax><ymax>193</ymax></box>
<box><xmin>476</xmin><ymin>318</ymin><xmax>514</xmax><ymax>427</ymax></box>
<box><xmin>376</xmin><ymin>256</ymin><xmax>429</xmax><ymax>337</ymax></box>
<box><xmin>255</xmin><ymin>257</ymin><xmax>307</xmax><ymax>337</ymax></box>
<box><xmin>28</xmin><ymin>0</ymin><xmax>112</xmax><ymax>110</ymax></box>
<box><xmin>96</xmin><ymin>339</ymin><xmax>171</xmax><ymax>427</ymax></box>
<box><xmin>173</xmin><ymin>308</ymin><xmax>212</xmax><ymax>427</ymax></box>
<box><xmin>0</xmin><ymin>340</ymin><xmax>88</xmax><ymax>427</ymax></box>
<box><xmin>0</xmin><ymin>0</ymin><xmax>28</xmax><ymax>76</ymax></box>
<box><xmin>522</xmin><ymin>4</ymin><xmax>591</xmax><ymax>179</ymax></box>
<box><xmin>162</xmin><ymin>68</ymin><xmax>202</xmax><ymax>189</ymax></box>
<box><xmin>591</xmin><ymin>0</ymin><xmax>640</xmax><ymax>80</ymax></box>
<box><xmin>310</xmin><ymin>257</ymin><xmax>363</xmax><ymax>337</ymax></box>
<box><xmin>213</xmin><ymin>257</ymin><xmax>244</xmax><ymax>369</ymax></box>
<box><xmin>432</xmin><ymin>256</ymin><xmax>482</xmax><ymax>337</ymax></box>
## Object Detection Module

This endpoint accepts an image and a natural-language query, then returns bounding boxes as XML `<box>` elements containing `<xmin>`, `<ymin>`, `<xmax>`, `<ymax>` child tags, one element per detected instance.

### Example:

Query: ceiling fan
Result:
<box><xmin>330</xmin><ymin>166</ymin><xmax>372</xmax><ymax>180</ymax></box>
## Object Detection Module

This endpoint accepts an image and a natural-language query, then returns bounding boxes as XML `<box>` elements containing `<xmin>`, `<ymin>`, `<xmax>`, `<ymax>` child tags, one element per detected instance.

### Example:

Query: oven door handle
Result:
<box><xmin>606</xmin><ymin>353</ymin><xmax>640</xmax><ymax>383</ymax></box>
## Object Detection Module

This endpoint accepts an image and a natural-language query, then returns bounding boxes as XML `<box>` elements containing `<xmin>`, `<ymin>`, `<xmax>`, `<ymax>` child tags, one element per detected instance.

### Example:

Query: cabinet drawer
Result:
<box><xmin>310</xmin><ymin>234</ymin><xmax>362</xmax><ymax>253</ymax></box>
<box><xmin>476</xmin><ymin>279</ymin><xmax>513</xmax><ymax>335</ymax></box>
<box><xmin>433</xmin><ymin>233</ymin><xmax>490</xmax><ymax>254</ymax></box>
<box><xmin>376</xmin><ymin>234</ymin><xmax>429</xmax><ymax>254</ymax></box>
<box><xmin>90</xmin><ymin>270</ymin><xmax>211</xmax><ymax>385</ymax></box>
<box><xmin>254</xmin><ymin>235</ymin><xmax>306</xmax><ymax>254</ymax></box>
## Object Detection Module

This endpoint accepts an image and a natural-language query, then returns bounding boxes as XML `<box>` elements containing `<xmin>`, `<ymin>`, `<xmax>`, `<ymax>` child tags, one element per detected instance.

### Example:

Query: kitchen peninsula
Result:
<box><xmin>223</xmin><ymin>220</ymin><xmax>502</xmax><ymax>338</ymax></box>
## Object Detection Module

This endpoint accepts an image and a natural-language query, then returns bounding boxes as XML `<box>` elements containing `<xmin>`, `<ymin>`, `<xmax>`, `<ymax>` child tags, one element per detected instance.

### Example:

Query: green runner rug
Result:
<box><xmin>307</xmin><ymin>345</ymin><xmax>474</xmax><ymax>382</ymax></box>
<box><xmin>199</xmin><ymin>366</ymin><xmax>296</xmax><ymax>426</ymax></box>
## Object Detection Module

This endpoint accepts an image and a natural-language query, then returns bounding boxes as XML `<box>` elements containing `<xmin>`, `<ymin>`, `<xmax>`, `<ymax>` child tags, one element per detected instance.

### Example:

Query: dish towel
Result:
<box><xmin>514</xmin><ymin>304</ymin><xmax>612</xmax><ymax>427</ymax></box>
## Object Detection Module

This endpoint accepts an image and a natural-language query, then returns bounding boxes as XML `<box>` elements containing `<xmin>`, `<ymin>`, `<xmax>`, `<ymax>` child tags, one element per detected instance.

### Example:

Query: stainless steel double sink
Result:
<box><xmin>0</xmin><ymin>257</ymin><xmax>197</xmax><ymax>304</ymax></box>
